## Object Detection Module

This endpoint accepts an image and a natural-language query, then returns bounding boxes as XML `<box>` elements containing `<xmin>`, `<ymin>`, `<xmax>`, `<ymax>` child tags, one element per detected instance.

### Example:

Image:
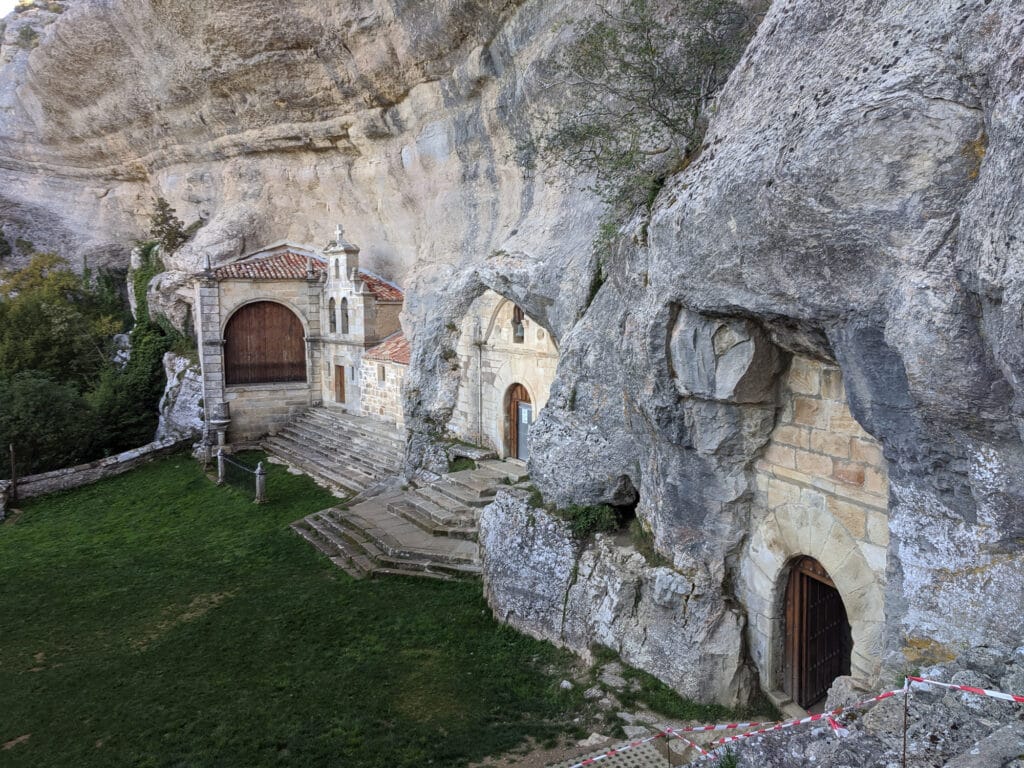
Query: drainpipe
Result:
<box><xmin>474</xmin><ymin>319</ymin><xmax>483</xmax><ymax>447</ymax></box>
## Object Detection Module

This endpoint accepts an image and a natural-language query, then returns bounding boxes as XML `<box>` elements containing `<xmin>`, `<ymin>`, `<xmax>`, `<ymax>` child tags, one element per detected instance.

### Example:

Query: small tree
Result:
<box><xmin>531</xmin><ymin>0</ymin><xmax>757</xmax><ymax>209</ymax></box>
<box><xmin>149</xmin><ymin>197</ymin><xmax>187</xmax><ymax>254</ymax></box>
<box><xmin>0</xmin><ymin>235</ymin><xmax>11</xmax><ymax>261</ymax></box>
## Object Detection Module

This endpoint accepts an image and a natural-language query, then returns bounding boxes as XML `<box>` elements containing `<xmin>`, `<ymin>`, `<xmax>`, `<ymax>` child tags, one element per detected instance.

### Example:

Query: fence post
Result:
<box><xmin>217</xmin><ymin>449</ymin><xmax>225</xmax><ymax>486</ymax></box>
<box><xmin>255</xmin><ymin>462</ymin><xmax>267</xmax><ymax>504</ymax></box>
<box><xmin>8</xmin><ymin>444</ymin><xmax>16</xmax><ymax>504</ymax></box>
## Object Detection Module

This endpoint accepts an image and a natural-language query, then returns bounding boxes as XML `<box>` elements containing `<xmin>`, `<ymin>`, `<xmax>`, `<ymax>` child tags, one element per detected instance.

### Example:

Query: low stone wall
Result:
<box><xmin>0</xmin><ymin>438</ymin><xmax>190</xmax><ymax>516</ymax></box>
<box><xmin>479</xmin><ymin>488</ymin><xmax>753</xmax><ymax>707</ymax></box>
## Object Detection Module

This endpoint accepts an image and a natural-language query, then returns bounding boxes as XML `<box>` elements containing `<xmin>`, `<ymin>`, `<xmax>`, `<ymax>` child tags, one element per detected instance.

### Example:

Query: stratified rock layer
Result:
<box><xmin>479</xmin><ymin>490</ymin><xmax>753</xmax><ymax>706</ymax></box>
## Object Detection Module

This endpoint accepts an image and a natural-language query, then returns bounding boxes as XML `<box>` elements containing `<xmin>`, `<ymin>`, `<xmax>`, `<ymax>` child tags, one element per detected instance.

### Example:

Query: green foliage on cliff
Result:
<box><xmin>530</xmin><ymin>0</ymin><xmax>758</xmax><ymax>209</ymax></box>
<box><xmin>0</xmin><ymin>253</ymin><xmax>171</xmax><ymax>478</ymax></box>
<box><xmin>149</xmin><ymin>198</ymin><xmax>188</xmax><ymax>254</ymax></box>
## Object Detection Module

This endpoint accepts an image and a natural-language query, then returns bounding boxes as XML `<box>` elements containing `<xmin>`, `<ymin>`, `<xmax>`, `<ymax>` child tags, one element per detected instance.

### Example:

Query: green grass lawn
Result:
<box><xmin>0</xmin><ymin>455</ymin><xmax>590</xmax><ymax>767</ymax></box>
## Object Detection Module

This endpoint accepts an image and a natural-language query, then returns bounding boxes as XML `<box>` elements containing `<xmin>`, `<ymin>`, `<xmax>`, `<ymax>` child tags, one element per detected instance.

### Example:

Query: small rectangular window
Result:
<box><xmin>378</xmin><ymin>364</ymin><xmax>386</xmax><ymax>383</ymax></box>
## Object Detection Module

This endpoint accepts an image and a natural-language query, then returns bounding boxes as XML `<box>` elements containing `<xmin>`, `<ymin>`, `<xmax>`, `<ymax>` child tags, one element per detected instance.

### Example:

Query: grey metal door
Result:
<box><xmin>516</xmin><ymin>402</ymin><xmax>532</xmax><ymax>461</ymax></box>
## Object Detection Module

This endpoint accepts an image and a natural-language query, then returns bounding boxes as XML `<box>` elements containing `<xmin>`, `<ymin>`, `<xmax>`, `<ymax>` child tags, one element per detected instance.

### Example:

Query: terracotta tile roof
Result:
<box><xmin>358</xmin><ymin>270</ymin><xmax>404</xmax><ymax>302</ymax></box>
<box><xmin>364</xmin><ymin>331</ymin><xmax>410</xmax><ymax>365</ymax></box>
<box><xmin>213</xmin><ymin>252</ymin><xmax>326</xmax><ymax>281</ymax></box>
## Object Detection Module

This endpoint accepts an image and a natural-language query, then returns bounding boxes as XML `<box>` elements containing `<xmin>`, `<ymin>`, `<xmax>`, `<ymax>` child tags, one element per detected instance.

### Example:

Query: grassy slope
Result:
<box><xmin>0</xmin><ymin>456</ymin><xmax>587</xmax><ymax>767</ymax></box>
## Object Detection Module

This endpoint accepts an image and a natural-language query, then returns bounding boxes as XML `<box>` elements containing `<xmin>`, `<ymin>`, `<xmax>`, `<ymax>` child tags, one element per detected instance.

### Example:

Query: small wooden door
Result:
<box><xmin>784</xmin><ymin>557</ymin><xmax>852</xmax><ymax>709</ymax></box>
<box><xmin>507</xmin><ymin>384</ymin><xmax>531</xmax><ymax>460</ymax></box>
<box><xmin>335</xmin><ymin>365</ymin><xmax>346</xmax><ymax>403</ymax></box>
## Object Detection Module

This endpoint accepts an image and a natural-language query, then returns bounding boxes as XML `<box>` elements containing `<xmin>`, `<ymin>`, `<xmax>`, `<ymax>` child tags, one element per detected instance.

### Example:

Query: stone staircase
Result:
<box><xmin>263</xmin><ymin>408</ymin><xmax>404</xmax><ymax>496</ymax></box>
<box><xmin>291</xmin><ymin>459</ymin><xmax>529</xmax><ymax>581</ymax></box>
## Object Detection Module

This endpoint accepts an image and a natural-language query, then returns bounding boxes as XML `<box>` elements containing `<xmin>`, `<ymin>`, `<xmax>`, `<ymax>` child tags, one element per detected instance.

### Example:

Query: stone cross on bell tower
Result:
<box><xmin>326</xmin><ymin>223</ymin><xmax>360</xmax><ymax>279</ymax></box>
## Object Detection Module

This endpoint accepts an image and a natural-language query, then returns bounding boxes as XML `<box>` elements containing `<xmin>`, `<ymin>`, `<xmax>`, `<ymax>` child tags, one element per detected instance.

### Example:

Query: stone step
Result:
<box><xmin>441</xmin><ymin>468</ymin><xmax>501</xmax><ymax>499</ymax></box>
<box><xmin>314</xmin><ymin>511</ymin><xmax>384</xmax><ymax>559</ymax></box>
<box><xmin>279</xmin><ymin>419</ymin><xmax>403</xmax><ymax>466</ymax></box>
<box><xmin>304</xmin><ymin>406</ymin><xmax>405</xmax><ymax>441</ymax></box>
<box><xmin>430</xmin><ymin>479</ymin><xmax>494</xmax><ymax>509</ymax></box>
<box><xmin>478</xmin><ymin>459</ymin><xmax>530</xmax><ymax>482</ymax></box>
<box><xmin>313</xmin><ymin>507</ymin><xmax>478</xmax><ymax>581</ymax></box>
<box><xmin>387</xmin><ymin>497</ymin><xmax>478</xmax><ymax>541</ymax></box>
<box><xmin>370</xmin><ymin>566</ymin><xmax>454</xmax><ymax>582</ymax></box>
<box><xmin>340</xmin><ymin>500</ymin><xmax>479</xmax><ymax>566</ymax></box>
<box><xmin>405</xmin><ymin>486</ymin><xmax>477</xmax><ymax>526</ymax></box>
<box><xmin>264</xmin><ymin>436</ymin><xmax>372</xmax><ymax>494</ymax></box>
<box><xmin>412</xmin><ymin>485</ymin><xmax>477</xmax><ymax>519</ymax></box>
<box><xmin>273</xmin><ymin>427</ymin><xmax>401</xmax><ymax>475</ymax></box>
<box><xmin>303</xmin><ymin>408</ymin><xmax>404</xmax><ymax>449</ymax></box>
<box><xmin>289</xmin><ymin>520</ymin><xmax>368</xmax><ymax>580</ymax></box>
<box><xmin>269</xmin><ymin>429</ymin><xmax>399</xmax><ymax>483</ymax></box>
<box><xmin>306</xmin><ymin>515</ymin><xmax>379</xmax><ymax>574</ymax></box>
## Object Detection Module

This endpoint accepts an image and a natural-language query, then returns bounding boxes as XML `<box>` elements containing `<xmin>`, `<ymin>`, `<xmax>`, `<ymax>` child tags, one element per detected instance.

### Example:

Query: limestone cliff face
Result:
<box><xmin>0</xmin><ymin>0</ymin><xmax>601</xmax><ymax>281</ymax></box>
<box><xmin>3</xmin><ymin>0</ymin><xmax>1024</xmax><ymax>703</ymax></box>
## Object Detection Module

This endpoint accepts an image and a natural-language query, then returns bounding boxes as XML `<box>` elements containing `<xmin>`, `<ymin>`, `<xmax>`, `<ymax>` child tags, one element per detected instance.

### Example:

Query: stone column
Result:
<box><xmin>196</xmin><ymin>274</ymin><xmax>227</xmax><ymax>445</ymax></box>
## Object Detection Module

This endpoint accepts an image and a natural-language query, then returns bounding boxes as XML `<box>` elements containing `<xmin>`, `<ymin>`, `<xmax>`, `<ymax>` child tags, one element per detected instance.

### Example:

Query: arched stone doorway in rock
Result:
<box><xmin>783</xmin><ymin>556</ymin><xmax>853</xmax><ymax>709</ymax></box>
<box><xmin>447</xmin><ymin>290</ymin><xmax>559</xmax><ymax>457</ymax></box>
<box><xmin>506</xmin><ymin>384</ymin><xmax>532</xmax><ymax>461</ymax></box>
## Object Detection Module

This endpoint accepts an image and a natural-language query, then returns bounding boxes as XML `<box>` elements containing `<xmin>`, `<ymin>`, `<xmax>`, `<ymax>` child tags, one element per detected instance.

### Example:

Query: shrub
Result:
<box><xmin>149</xmin><ymin>198</ymin><xmax>188</xmax><ymax>254</ymax></box>
<box><xmin>529</xmin><ymin>0</ymin><xmax>757</xmax><ymax>210</ymax></box>
<box><xmin>0</xmin><ymin>235</ymin><xmax>10</xmax><ymax>261</ymax></box>
<box><xmin>16</xmin><ymin>25</ymin><xmax>38</xmax><ymax>49</ymax></box>
<box><xmin>556</xmin><ymin>503</ymin><xmax>620</xmax><ymax>539</ymax></box>
<box><xmin>447</xmin><ymin>456</ymin><xmax>477</xmax><ymax>473</ymax></box>
<box><xmin>629</xmin><ymin>518</ymin><xmax>671</xmax><ymax>567</ymax></box>
<box><xmin>86</xmin><ymin>322</ymin><xmax>171</xmax><ymax>454</ymax></box>
<box><xmin>0</xmin><ymin>371</ymin><xmax>97</xmax><ymax>478</ymax></box>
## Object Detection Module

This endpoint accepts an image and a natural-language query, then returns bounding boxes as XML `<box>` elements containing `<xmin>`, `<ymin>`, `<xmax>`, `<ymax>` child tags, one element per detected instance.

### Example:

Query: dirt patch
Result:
<box><xmin>471</xmin><ymin>734</ymin><xmax>617</xmax><ymax>768</ymax></box>
<box><xmin>132</xmin><ymin>591</ymin><xmax>237</xmax><ymax>650</ymax></box>
<box><xmin>2</xmin><ymin>734</ymin><xmax>30</xmax><ymax>751</ymax></box>
<box><xmin>2</xmin><ymin>508</ymin><xmax>25</xmax><ymax>526</ymax></box>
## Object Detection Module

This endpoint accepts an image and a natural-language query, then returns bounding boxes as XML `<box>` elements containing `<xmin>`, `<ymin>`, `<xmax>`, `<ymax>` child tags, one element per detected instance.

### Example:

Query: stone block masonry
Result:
<box><xmin>359</xmin><ymin>358</ymin><xmax>406</xmax><ymax>428</ymax></box>
<box><xmin>742</xmin><ymin>356</ymin><xmax>890</xmax><ymax>695</ymax></box>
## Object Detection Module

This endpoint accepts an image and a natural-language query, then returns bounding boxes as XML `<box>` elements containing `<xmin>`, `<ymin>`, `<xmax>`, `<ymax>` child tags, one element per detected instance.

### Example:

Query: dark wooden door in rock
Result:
<box><xmin>335</xmin><ymin>365</ymin><xmax>346</xmax><ymax>403</ymax></box>
<box><xmin>507</xmin><ymin>384</ymin><xmax>532</xmax><ymax>460</ymax></box>
<box><xmin>784</xmin><ymin>557</ymin><xmax>852</xmax><ymax>709</ymax></box>
<box><xmin>224</xmin><ymin>301</ymin><xmax>306</xmax><ymax>385</ymax></box>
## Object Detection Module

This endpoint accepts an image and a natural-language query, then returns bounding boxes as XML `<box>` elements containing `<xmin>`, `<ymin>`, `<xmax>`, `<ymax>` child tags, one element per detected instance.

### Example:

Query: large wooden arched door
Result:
<box><xmin>224</xmin><ymin>301</ymin><xmax>307</xmax><ymax>385</ymax></box>
<box><xmin>784</xmin><ymin>557</ymin><xmax>853</xmax><ymax>709</ymax></box>
<box><xmin>506</xmin><ymin>384</ymin><xmax>532</xmax><ymax>461</ymax></box>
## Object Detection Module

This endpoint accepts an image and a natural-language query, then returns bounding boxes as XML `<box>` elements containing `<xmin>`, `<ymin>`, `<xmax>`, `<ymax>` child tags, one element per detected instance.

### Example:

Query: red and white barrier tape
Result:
<box><xmin>663</xmin><ymin>728</ymin><xmax>711</xmax><ymax>757</ymax></box>
<box><xmin>566</xmin><ymin>677</ymin><xmax>1024</xmax><ymax>768</ymax></box>
<box><xmin>697</xmin><ymin>677</ymin><xmax>1024</xmax><ymax>763</ymax></box>
<box><xmin>567</xmin><ymin>732</ymin><xmax>666</xmax><ymax>768</ymax></box>
<box><xmin>694</xmin><ymin>686</ymin><xmax>914</xmax><ymax>761</ymax></box>
<box><xmin>908</xmin><ymin>676</ymin><xmax>1024</xmax><ymax>704</ymax></box>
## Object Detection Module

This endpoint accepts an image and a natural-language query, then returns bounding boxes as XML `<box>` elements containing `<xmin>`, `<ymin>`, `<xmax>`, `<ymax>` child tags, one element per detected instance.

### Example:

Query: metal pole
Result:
<box><xmin>901</xmin><ymin>677</ymin><xmax>911</xmax><ymax>768</ymax></box>
<box><xmin>217</xmin><ymin>449</ymin><xmax>225</xmax><ymax>485</ymax></box>
<box><xmin>255</xmin><ymin>462</ymin><xmax>266</xmax><ymax>504</ymax></box>
<box><xmin>8</xmin><ymin>444</ymin><xmax>16</xmax><ymax>503</ymax></box>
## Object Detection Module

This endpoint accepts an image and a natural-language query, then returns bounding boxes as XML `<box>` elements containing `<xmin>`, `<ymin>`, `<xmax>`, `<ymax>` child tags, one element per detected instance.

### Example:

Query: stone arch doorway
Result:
<box><xmin>783</xmin><ymin>556</ymin><xmax>852</xmax><ymax>709</ymax></box>
<box><xmin>506</xmin><ymin>383</ymin><xmax>532</xmax><ymax>461</ymax></box>
<box><xmin>224</xmin><ymin>301</ymin><xmax>307</xmax><ymax>385</ymax></box>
